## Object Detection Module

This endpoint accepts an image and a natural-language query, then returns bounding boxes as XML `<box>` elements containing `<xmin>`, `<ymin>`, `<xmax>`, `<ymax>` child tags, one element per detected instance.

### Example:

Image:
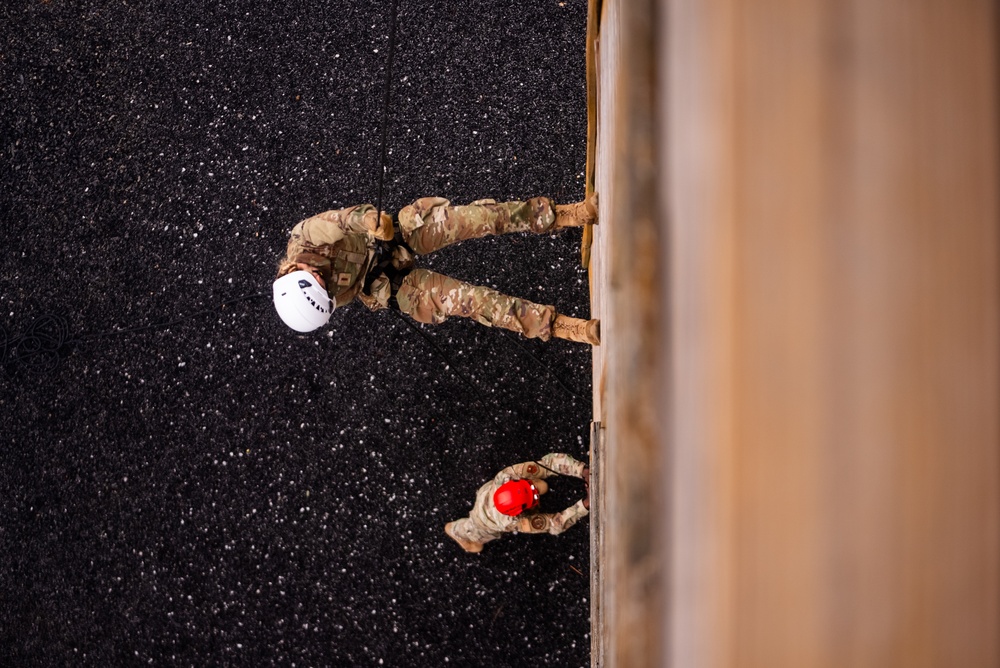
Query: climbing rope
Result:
<box><xmin>365</xmin><ymin>0</ymin><xmax>583</xmax><ymax>403</ymax></box>
<box><xmin>3</xmin><ymin>0</ymin><xmax>584</xmax><ymax>408</ymax></box>
<box><xmin>0</xmin><ymin>292</ymin><xmax>269</xmax><ymax>376</ymax></box>
<box><xmin>373</xmin><ymin>0</ymin><xmax>400</xmax><ymax>226</ymax></box>
<box><xmin>0</xmin><ymin>313</ymin><xmax>71</xmax><ymax>374</ymax></box>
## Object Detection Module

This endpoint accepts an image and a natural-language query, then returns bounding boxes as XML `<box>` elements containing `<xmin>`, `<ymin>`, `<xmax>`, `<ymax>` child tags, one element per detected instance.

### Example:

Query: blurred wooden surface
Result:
<box><xmin>591</xmin><ymin>0</ymin><xmax>1000</xmax><ymax>666</ymax></box>
<box><xmin>591</xmin><ymin>0</ymin><xmax>668</xmax><ymax>665</ymax></box>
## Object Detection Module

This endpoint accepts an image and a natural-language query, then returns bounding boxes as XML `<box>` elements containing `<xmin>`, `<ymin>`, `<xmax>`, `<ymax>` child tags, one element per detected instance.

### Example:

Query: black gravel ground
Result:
<box><xmin>1</xmin><ymin>1</ymin><xmax>593</xmax><ymax>666</ymax></box>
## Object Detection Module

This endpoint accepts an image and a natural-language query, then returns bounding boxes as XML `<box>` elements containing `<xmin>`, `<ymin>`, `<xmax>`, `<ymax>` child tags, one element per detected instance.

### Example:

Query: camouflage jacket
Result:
<box><xmin>469</xmin><ymin>452</ymin><xmax>589</xmax><ymax>537</ymax></box>
<box><xmin>284</xmin><ymin>205</ymin><xmax>383</xmax><ymax>308</ymax></box>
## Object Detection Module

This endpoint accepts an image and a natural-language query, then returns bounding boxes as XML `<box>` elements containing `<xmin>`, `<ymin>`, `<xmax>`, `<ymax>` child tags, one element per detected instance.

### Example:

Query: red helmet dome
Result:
<box><xmin>493</xmin><ymin>480</ymin><xmax>539</xmax><ymax>516</ymax></box>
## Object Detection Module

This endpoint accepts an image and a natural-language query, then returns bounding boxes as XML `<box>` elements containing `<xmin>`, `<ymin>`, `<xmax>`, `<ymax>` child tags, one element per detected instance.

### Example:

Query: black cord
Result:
<box><xmin>373</xmin><ymin>0</ymin><xmax>400</xmax><ymax>226</ymax></box>
<box><xmin>497</xmin><ymin>329</ymin><xmax>584</xmax><ymax>399</ymax></box>
<box><xmin>532</xmin><ymin>459</ymin><xmax>563</xmax><ymax>476</ymax></box>
<box><xmin>1</xmin><ymin>313</ymin><xmax>72</xmax><ymax>374</ymax></box>
<box><xmin>383</xmin><ymin>308</ymin><xmax>588</xmax><ymax>494</ymax></box>
<box><xmin>1</xmin><ymin>292</ymin><xmax>269</xmax><ymax>375</ymax></box>
<box><xmin>74</xmin><ymin>291</ymin><xmax>270</xmax><ymax>342</ymax></box>
<box><xmin>385</xmin><ymin>308</ymin><xmax>488</xmax><ymax>405</ymax></box>
<box><xmin>363</xmin><ymin>0</ymin><xmax>583</xmax><ymax>410</ymax></box>
<box><xmin>385</xmin><ymin>307</ymin><xmax>585</xmax><ymax>408</ymax></box>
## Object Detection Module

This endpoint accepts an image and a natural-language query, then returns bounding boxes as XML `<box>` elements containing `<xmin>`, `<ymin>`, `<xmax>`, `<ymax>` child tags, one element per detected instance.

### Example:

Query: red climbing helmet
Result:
<box><xmin>493</xmin><ymin>480</ymin><xmax>540</xmax><ymax>516</ymax></box>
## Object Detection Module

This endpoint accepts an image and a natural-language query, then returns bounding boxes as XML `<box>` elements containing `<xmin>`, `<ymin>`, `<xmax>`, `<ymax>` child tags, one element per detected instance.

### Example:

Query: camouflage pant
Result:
<box><xmin>449</xmin><ymin>516</ymin><xmax>504</xmax><ymax>545</ymax></box>
<box><xmin>397</xmin><ymin>196</ymin><xmax>558</xmax><ymax>254</ymax></box>
<box><xmin>393</xmin><ymin>197</ymin><xmax>560</xmax><ymax>341</ymax></box>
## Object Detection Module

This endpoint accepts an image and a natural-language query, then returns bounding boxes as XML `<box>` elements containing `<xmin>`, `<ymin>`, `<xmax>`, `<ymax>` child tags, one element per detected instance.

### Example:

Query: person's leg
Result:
<box><xmin>445</xmin><ymin>518</ymin><xmax>496</xmax><ymax>553</ymax></box>
<box><xmin>397</xmin><ymin>196</ymin><xmax>557</xmax><ymax>255</ymax></box>
<box><xmin>396</xmin><ymin>269</ymin><xmax>558</xmax><ymax>340</ymax></box>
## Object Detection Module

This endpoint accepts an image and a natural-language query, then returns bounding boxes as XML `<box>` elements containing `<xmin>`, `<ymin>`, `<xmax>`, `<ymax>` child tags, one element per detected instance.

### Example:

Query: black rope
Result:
<box><xmin>373</xmin><ymin>0</ymin><xmax>400</xmax><ymax>226</ymax></box>
<box><xmin>1</xmin><ymin>292</ymin><xmax>269</xmax><ymax>375</ymax></box>
<box><xmin>385</xmin><ymin>308</ymin><xmax>488</xmax><ymax>405</ymax></box>
<box><xmin>362</xmin><ymin>0</ymin><xmax>583</xmax><ymax>409</ymax></box>
<box><xmin>533</xmin><ymin>460</ymin><xmax>564</xmax><ymax>477</ymax></box>
<box><xmin>498</xmin><ymin>329</ymin><xmax>584</xmax><ymax>399</ymax></box>
<box><xmin>367</xmin><ymin>1</ymin><xmax>501</xmax><ymax>409</ymax></box>
<box><xmin>74</xmin><ymin>291</ymin><xmax>270</xmax><ymax>342</ymax></box>
<box><xmin>0</xmin><ymin>313</ymin><xmax>72</xmax><ymax>374</ymax></box>
<box><xmin>385</xmin><ymin>306</ymin><xmax>585</xmax><ymax>407</ymax></box>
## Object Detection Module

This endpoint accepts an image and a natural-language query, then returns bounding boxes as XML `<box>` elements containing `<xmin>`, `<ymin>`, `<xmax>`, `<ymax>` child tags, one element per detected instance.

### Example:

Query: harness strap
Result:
<box><xmin>363</xmin><ymin>237</ymin><xmax>414</xmax><ymax>310</ymax></box>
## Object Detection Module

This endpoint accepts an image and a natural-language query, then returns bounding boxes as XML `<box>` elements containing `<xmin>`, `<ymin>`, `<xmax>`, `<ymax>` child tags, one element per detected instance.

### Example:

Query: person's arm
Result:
<box><xmin>516</xmin><ymin>500</ymin><xmax>589</xmax><ymax>536</ymax></box>
<box><xmin>536</xmin><ymin>452</ymin><xmax>588</xmax><ymax>478</ymax></box>
<box><xmin>493</xmin><ymin>460</ymin><xmax>555</xmax><ymax>484</ymax></box>
<box><xmin>338</xmin><ymin>204</ymin><xmax>394</xmax><ymax>240</ymax></box>
<box><xmin>297</xmin><ymin>206</ymin><xmax>393</xmax><ymax>242</ymax></box>
<box><xmin>493</xmin><ymin>453</ymin><xmax>588</xmax><ymax>486</ymax></box>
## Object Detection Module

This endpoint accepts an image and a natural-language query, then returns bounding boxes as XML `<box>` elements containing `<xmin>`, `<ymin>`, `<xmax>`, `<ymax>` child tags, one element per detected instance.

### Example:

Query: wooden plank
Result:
<box><xmin>589</xmin><ymin>0</ymin><xmax>613</xmax><ymax>665</ymax></box>
<box><xmin>581</xmin><ymin>0</ymin><xmax>601</xmax><ymax>269</ymax></box>
<box><xmin>591</xmin><ymin>0</ymin><xmax>668</xmax><ymax>666</ymax></box>
<box><xmin>590</xmin><ymin>0</ymin><xmax>615</xmax><ymax>426</ymax></box>
<box><xmin>589</xmin><ymin>420</ymin><xmax>606</xmax><ymax>668</ymax></box>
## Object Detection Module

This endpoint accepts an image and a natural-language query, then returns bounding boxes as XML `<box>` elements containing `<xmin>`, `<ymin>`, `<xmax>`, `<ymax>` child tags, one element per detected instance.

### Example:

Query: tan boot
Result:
<box><xmin>554</xmin><ymin>193</ymin><xmax>599</xmax><ymax>230</ymax></box>
<box><xmin>552</xmin><ymin>315</ymin><xmax>601</xmax><ymax>345</ymax></box>
<box><xmin>444</xmin><ymin>522</ymin><xmax>483</xmax><ymax>553</ymax></box>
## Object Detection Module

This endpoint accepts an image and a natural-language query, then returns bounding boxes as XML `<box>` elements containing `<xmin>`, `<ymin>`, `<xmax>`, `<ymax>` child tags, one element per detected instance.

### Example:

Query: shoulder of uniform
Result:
<box><xmin>293</xmin><ymin>252</ymin><xmax>331</xmax><ymax>267</ymax></box>
<box><xmin>515</xmin><ymin>513</ymin><xmax>549</xmax><ymax>533</ymax></box>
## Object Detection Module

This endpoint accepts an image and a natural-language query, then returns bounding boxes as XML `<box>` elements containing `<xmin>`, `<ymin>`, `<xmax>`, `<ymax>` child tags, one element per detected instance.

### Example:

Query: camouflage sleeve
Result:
<box><xmin>536</xmin><ymin>453</ymin><xmax>588</xmax><ymax>478</ymax></box>
<box><xmin>298</xmin><ymin>210</ymin><xmax>349</xmax><ymax>245</ymax></box>
<box><xmin>516</xmin><ymin>500</ymin><xmax>590</xmax><ymax>536</ymax></box>
<box><xmin>490</xmin><ymin>463</ymin><xmax>522</xmax><ymax>486</ymax></box>
<box><xmin>494</xmin><ymin>461</ymin><xmax>552</xmax><ymax>484</ymax></box>
<box><xmin>336</xmin><ymin>204</ymin><xmax>379</xmax><ymax>235</ymax></box>
<box><xmin>299</xmin><ymin>205</ymin><xmax>380</xmax><ymax>238</ymax></box>
<box><xmin>493</xmin><ymin>454</ymin><xmax>587</xmax><ymax>484</ymax></box>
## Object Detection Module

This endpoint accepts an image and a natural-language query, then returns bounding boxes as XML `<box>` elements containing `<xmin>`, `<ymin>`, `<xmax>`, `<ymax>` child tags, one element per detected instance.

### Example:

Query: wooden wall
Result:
<box><xmin>592</xmin><ymin>0</ymin><xmax>1000</xmax><ymax>666</ymax></box>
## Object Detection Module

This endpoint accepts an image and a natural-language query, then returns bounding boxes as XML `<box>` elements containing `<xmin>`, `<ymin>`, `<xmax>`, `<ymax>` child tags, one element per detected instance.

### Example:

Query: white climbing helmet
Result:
<box><xmin>272</xmin><ymin>270</ymin><xmax>335</xmax><ymax>332</ymax></box>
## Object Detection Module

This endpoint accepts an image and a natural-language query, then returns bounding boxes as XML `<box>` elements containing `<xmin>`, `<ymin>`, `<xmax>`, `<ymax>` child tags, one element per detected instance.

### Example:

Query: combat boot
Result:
<box><xmin>444</xmin><ymin>522</ymin><xmax>483</xmax><ymax>553</ymax></box>
<box><xmin>552</xmin><ymin>315</ymin><xmax>601</xmax><ymax>345</ymax></box>
<box><xmin>554</xmin><ymin>193</ymin><xmax>599</xmax><ymax>230</ymax></box>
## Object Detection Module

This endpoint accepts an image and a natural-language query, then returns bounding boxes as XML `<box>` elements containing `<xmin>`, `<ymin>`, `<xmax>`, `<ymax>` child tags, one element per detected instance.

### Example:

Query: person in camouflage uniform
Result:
<box><xmin>274</xmin><ymin>195</ymin><xmax>600</xmax><ymax>344</ymax></box>
<box><xmin>444</xmin><ymin>452</ymin><xmax>591</xmax><ymax>553</ymax></box>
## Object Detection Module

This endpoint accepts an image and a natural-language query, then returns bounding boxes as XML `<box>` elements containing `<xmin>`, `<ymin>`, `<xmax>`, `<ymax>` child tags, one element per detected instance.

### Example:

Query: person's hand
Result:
<box><xmin>582</xmin><ymin>466</ymin><xmax>590</xmax><ymax>486</ymax></box>
<box><xmin>373</xmin><ymin>212</ymin><xmax>395</xmax><ymax>240</ymax></box>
